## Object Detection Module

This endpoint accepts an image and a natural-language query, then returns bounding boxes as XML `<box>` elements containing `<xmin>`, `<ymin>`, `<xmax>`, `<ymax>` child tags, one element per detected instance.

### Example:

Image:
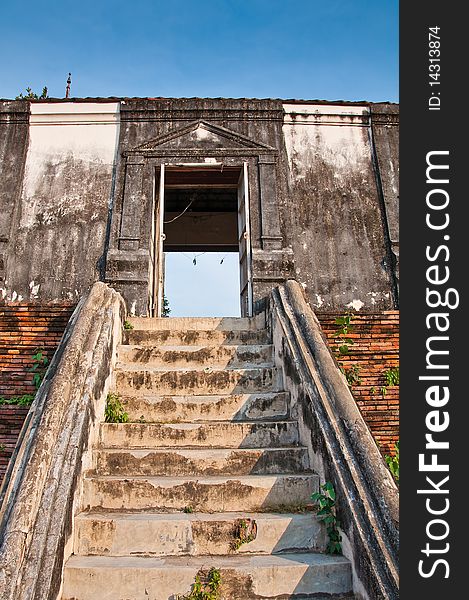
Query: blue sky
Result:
<box><xmin>1</xmin><ymin>1</ymin><xmax>398</xmax><ymax>316</ymax></box>
<box><xmin>0</xmin><ymin>0</ymin><xmax>398</xmax><ymax>102</ymax></box>
<box><xmin>165</xmin><ymin>253</ymin><xmax>241</xmax><ymax>317</ymax></box>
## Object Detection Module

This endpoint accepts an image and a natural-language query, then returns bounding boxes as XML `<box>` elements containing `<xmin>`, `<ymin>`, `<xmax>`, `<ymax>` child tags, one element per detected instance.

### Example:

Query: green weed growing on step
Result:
<box><xmin>231</xmin><ymin>518</ymin><xmax>257</xmax><ymax>551</ymax></box>
<box><xmin>311</xmin><ymin>482</ymin><xmax>342</xmax><ymax>555</ymax></box>
<box><xmin>104</xmin><ymin>393</ymin><xmax>129</xmax><ymax>423</ymax></box>
<box><xmin>385</xmin><ymin>441</ymin><xmax>399</xmax><ymax>486</ymax></box>
<box><xmin>183</xmin><ymin>506</ymin><xmax>194</xmax><ymax>514</ymax></box>
<box><xmin>123</xmin><ymin>320</ymin><xmax>134</xmax><ymax>330</ymax></box>
<box><xmin>178</xmin><ymin>567</ymin><xmax>221</xmax><ymax>600</ymax></box>
<box><xmin>0</xmin><ymin>444</ymin><xmax>5</xmax><ymax>452</ymax></box>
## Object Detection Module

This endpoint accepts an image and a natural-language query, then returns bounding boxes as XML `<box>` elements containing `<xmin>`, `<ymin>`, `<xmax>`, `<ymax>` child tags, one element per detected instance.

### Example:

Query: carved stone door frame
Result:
<box><xmin>106</xmin><ymin>120</ymin><xmax>282</xmax><ymax>316</ymax></box>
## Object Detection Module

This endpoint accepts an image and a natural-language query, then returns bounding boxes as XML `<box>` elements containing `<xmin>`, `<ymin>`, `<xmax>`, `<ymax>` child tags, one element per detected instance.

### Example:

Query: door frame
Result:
<box><xmin>153</xmin><ymin>161</ymin><xmax>253</xmax><ymax>317</ymax></box>
<box><xmin>238</xmin><ymin>162</ymin><xmax>253</xmax><ymax>317</ymax></box>
<box><xmin>107</xmin><ymin>119</ymin><xmax>282</xmax><ymax>317</ymax></box>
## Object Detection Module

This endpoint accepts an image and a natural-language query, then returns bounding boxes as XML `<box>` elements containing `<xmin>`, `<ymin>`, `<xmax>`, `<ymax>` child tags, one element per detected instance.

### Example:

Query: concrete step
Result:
<box><xmin>94</xmin><ymin>447</ymin><xmax>311</xmax><ymax>476</ymax></box>
<box><xmin>115</xmin><ymin>366</ymin><xmax>281</xmax><ymax>396</ymax></box>
<box><xmin>63</xmin><ymin>553</ymin><xmax>353</xmax><ymax>600</ymax></box>
<box><xmin>82</xmin><ymin>474</ymin><xmax>319</xmax><ymax>512</ymax></box>
<box><xmin>74</xmin><ymin>512</ymin><xmax>326</xmax><ymax>557</ymax></box>
<box><xmin>127</xmin><ymin>315</ymin><xmax>266</xmax><ymax>331</ymax></box>
<box><xmin>98</xmin><ymin>421</ymin><xmax>300</xmax><ymax>449</ymax></box>
<box><xmin>120</xmin><ymin>391</ymin><xmax>290</xmax><ymax>423</ymax></box>
<box><xmin>124</xmin><ymin>328</ymin><xmax>270</xmax><ymax>347</ymax></box>
<box><xmin>117</xmin><ymin>344</ymin><xmax>274</xmax><ymax>368</ymax></box>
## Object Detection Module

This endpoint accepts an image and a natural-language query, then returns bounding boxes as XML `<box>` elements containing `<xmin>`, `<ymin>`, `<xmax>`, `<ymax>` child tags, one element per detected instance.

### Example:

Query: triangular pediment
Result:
<box><xmin>129</xmin><ymin>121</ymin><xmax>276</xmax><ymax>154</ymax></box>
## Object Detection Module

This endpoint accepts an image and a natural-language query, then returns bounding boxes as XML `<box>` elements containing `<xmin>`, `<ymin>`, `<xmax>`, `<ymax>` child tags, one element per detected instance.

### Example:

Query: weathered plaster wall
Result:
<box><xmin>370</xmin><ymin>103</ymin><xmax>399</xmax><ymax>290</ymax></box>
<box><xmin>282</xmin><ymin>103</ymin><xmax>397</xmax><ymax>310</ymax></box>
<box><xmin>0</xmin><ymin>98</ymin><xmax>398</xmax><ymax>311</ymax></box>
<box><xmin>0</xmin><ymin>101</ymin><xmax>29</xmax><ymax>295</ymax></box>
<box><xmin>1</xmin><ymin>102</ymin><xmax>119</xmax><ymax>302</ymax></box>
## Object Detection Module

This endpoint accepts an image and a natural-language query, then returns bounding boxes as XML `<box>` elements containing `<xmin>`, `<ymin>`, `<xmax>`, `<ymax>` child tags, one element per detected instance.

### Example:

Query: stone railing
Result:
<box><xmin>0</xmin><ymin>283</ymin><xmax>125</xmax><ymax>600</ymax></box>
<box><xmin>268</xmin><ymin>280</ymin><xmax>399</xmax><ymax>600</ymax></box>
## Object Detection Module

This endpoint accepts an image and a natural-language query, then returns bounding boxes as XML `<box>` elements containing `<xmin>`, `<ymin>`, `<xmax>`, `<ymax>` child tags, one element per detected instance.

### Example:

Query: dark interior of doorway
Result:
<box><xmin>163</xmin><ymin>167</ymin><xmax>241</xmax><ymax>316</ymax></box>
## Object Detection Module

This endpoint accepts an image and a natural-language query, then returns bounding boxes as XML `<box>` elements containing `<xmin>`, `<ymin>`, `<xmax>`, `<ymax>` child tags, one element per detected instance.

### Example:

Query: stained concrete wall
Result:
<box><xmin>370</xmin><ymin>103</ymin><xmax>399</xmax><ymax>289</ymax></box>
<box><xmin>0</xmin><ymin>101</ymin><xmax>29</xmax><ymax>295</ymax></box>
<box><xmin>0</xmin><ymin>98</ymin><xmax>398</xmax><ymax>311</ymax></box>
<box><xmin>282</xmin><ymin>103</ymin><xmax>397</xmax><ymax>311</ymax></box>
<box><xmin>0</xmin><ymin>102</ymin><xmax>119</xmax><ymax>302</ymax></box>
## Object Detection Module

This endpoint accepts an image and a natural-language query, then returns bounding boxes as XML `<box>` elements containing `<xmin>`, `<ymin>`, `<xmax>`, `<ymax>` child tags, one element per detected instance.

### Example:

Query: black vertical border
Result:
<box><xmin>400</xmin><ymin>4</ymin><xmax>465</xmax><ymax>598</ymax></box>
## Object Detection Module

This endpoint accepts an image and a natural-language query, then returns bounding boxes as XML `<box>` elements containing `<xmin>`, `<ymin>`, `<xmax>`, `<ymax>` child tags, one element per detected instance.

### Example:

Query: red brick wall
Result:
<box><xmin>0</xmin><ymin>303</ymin><xmax>75</xmax><ymax>398</ymax></box>
<box><xmin>0</xmin><ymin>405</ymin><xmax>29</xmax><ymax>480</ymax></box>
<box><xmin>0</xmin><ymin>302</ymin><xmax>75</xmax><ymax>482</ymax></box>
<box><xmin>317</xmin><ymin>311</ymin><xmax>399</xmax><ymax>456</ymax></box>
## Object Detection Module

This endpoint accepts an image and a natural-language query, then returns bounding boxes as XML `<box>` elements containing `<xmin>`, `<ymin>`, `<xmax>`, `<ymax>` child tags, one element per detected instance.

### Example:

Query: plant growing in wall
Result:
<box><xmin>333</xmin><ymin>313</ymin><xmax>362</xmax><ymax>390</ymax></box>
<box><xmin>380</xmin><ymin>367</ymin><xmax>399</xmax><ymax>397</ymax></box>
<box><xmin>311</xmin><ymin>482</ymin><xmax>342</xmax><ymax>554</ymax></box>
<box><xmin>0</xmin><ymin>348</ymin><xmax>49</xmax><ymax>406</ymax></box>
<box><xmin>334</xmin><ymin>314</ymin><xmax>354</xmax><ymax>355</ymax></box>
<box><xmin>30</xmin><ymin>348</ymin><xmax>49</xmax><ymax>390</ymax></box>
<box><xmin>383</xmin><ymin>367</ymin><xmax>399</xmax><ymax>386</ymax></box>
<box><xmin>0</xmin><ymin>394</ymin><xmax>34</xmax><ymax>406</ymax></box>
<box><xmin>385</xmin><ymin>441</ymin><xmax>399</xmax><ymax>486</ymax></box>
<box><xmin>340</xmin><ymin>364</ymin><xmax>361</xmax><ymax>387</ymax></box>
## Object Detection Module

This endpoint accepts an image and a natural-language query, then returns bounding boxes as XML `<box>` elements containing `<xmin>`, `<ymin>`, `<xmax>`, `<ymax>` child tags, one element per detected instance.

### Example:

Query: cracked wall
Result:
<box><xmin>0</xmin><ymin>102</ymin><xmax>120</xmax><ymax>302</ymax></box>
<box><xmin>0</xmin><ymin>99</ymin><xmax>398</xmax><ymax>311</ymax></box>
<box><xmin>282</xmin><ymin>103</ymin><xmax>398</xmax><ymax>311</ymax></box>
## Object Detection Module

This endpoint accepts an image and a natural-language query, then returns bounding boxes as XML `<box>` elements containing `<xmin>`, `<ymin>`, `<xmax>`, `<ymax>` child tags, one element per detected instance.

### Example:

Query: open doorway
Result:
<box><xmin>152</xmin><ymin>164</ymin><xmax>253</xmax><ymax>317</ymax></box>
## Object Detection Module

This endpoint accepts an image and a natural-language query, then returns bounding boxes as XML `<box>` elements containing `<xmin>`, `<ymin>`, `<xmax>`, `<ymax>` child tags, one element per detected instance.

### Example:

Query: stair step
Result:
<box><xmin>120</xmin><ymin>391</ymin><xmax>290</xmax><ymax>422</ymax></box>
<box><xmin>117</xmin><ymin>344</ymin><xmax>273</xmax><ymax>368</ymax></box>
<box><xmin>115</xmin><ymin>366</ymin><xmax>281</xmax><ymax>395</ymax></box>
<box><xmin>124</xmin><ymin>328</ymin><xmax>270</xmax><ymax>347</ymax></box>
<box><xmin>98</xmin><ymin>421</ymin><xmax>299</xmax><ymax>449</ymax></box>
<box><xmin>63</xmin><ymin>553</ymin><xmax>353</xmax><ymax>600</ymax></box>
<box><xmin>127</xmin><ymin>315</ymin><xmax>266</xmax><ymax>331</ymax></box>
<box><xmin>94</xmin><ymin>447</ymin><xmax>311</xmax><ymax>476</ymax></box>
<box><xmin>74</xmin><ymin>511</ymin><xmax>326</xmax><ymax>557</ymax></box>
<box><xmin>82</xmin><ymin>474</ymin><xmax>319</xmax><ymax>512</ymax></box>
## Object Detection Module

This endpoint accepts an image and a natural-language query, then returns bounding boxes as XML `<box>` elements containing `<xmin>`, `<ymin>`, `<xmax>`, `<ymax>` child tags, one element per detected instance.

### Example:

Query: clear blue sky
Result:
<box><xmin>0</xmin><ymin>0</ymin><xmax>398</xmax><ymax>102</ymax></box>
<box><xmin>1</xmin><ymin>0</ymin><xmax>398</xmax><ymax>316</ymax></box>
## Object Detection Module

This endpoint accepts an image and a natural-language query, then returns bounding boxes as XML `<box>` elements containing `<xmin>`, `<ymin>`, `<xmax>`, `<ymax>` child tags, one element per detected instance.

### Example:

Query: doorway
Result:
<box><xmin>152</xmin><ymin>164</ymin><xmax>253</xmax><ymax>317</ymax></box>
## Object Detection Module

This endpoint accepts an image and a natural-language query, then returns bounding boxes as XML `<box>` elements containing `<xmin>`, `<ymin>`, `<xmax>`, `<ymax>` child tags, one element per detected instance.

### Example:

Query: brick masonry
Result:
<box><xmin>0</xmin><ymin>302</ymin><xmax>75</xmax><ymax>482</ymax></box>
<box><xmin>317</xmin><ymin>311</ymin><xmax>399</xmax><ymax>457</ymax></box>
<box><xmin>0</xmin><ymin>405</ymin><xmax>30</xmax><ymax>480</ymax></box>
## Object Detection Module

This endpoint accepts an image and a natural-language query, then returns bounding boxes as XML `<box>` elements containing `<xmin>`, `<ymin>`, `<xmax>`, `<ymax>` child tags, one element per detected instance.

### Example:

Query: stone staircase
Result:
<box><xmin>62</xmin><ymin>316</ymin><xmax>354</xmax><ymax>600</ymax></box>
